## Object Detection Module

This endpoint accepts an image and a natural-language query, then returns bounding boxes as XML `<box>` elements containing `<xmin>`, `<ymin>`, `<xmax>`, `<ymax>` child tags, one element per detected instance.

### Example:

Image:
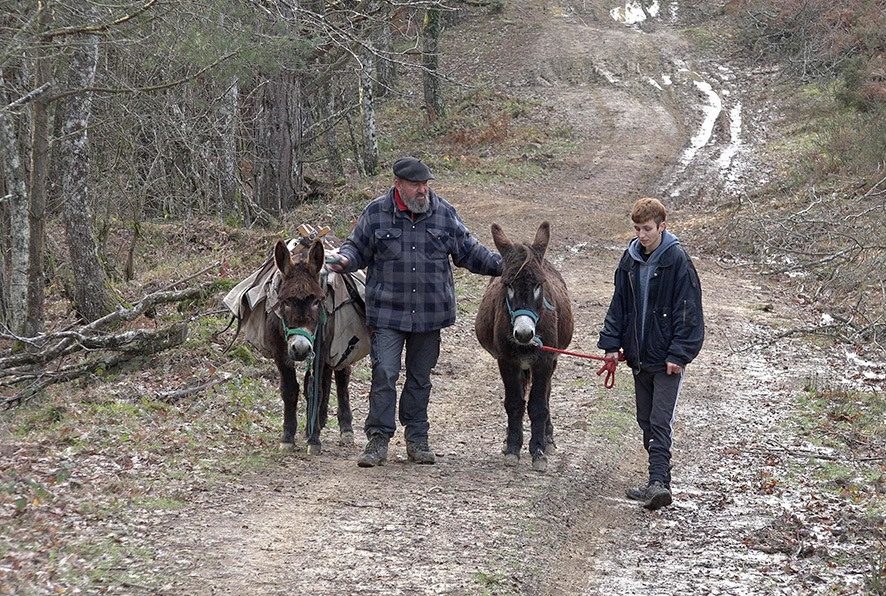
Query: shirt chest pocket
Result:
<box><xmin>426</xmin><ymin>228</ymin><xmax>450</xmax><ymax>260</ymax></box>
<box><xmin>374</xmin><ymin>228</ymin><xmax>402</xmax><ymax>261</ymax></box>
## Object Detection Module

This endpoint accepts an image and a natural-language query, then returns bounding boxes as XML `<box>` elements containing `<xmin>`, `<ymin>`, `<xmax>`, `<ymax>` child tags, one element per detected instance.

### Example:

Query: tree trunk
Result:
<box><xmin>27</xmin><ymin>2</ymin><xmax>52</xmax><ymax>337</ymax></box>
<box><xmin>374</xmin><ymin>6</ymin><xmax>396</xmax><ymax>98</ymax></box>
<box><xmin>359</xmin><ymin>45</ymin><xmax>378</xmax><ymax>176</ymax></box>
<box><xmin>219</xmin><ymin>77</ymin><xmax>239</xmax><ymax>209</ymax></box>
<box><xmin>0</xmin><ymin>83</ymin><xmax>30</xmax><ymax>334</ymax></box>
<box><xmin>60</xmin><ymin>30</ymin><xmax>114</xmax><ymax>323</ymax></box>
<box><xmin>422</xmin><ymin>7</ymin><xmax>445</xmax><ymax>122</ymax></box>
<box><xmin>256</xmin><ymin>70</ymin><xmax>303</xmax><ymax>214</ymax></box>
<box><xmin>320</xmin><ymin>87</ymin><xmax>345</xmax><ymax>180</ymax></box>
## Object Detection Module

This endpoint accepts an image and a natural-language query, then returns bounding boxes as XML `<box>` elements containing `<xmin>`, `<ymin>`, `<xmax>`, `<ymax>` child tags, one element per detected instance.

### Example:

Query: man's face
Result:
<box><xmin>395</xmin><ymin>178</ymin><xmax>430</xmax><ymax>213</ymax></box>
<box><xmin>634</xmin><ymin>218</ymin><xmax>665</xmax><ymax>252</ymax></box>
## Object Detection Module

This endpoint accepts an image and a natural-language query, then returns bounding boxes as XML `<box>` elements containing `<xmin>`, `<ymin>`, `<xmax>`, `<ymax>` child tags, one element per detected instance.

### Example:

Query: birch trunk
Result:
<box><xmin>60</xmin><ymin>31</ymin><xmax>114</xmax><ymax>323</ymax></box>
<box><xmin>359</xmin><ymin>45</ymin><xmax>378</xmax><ymax>176</ymax></box>
<box><xmin>0</xmin><ymin>86</ymin><xmax>30</xmax><ymax>334</ymax></box>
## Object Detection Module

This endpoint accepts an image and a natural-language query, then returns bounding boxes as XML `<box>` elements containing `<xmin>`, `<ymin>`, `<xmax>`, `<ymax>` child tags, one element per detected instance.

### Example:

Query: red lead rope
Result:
<box><xmin>538</xmin><ymin>346</ymin><xmax>626</xmax><ymax>389</ymax></box>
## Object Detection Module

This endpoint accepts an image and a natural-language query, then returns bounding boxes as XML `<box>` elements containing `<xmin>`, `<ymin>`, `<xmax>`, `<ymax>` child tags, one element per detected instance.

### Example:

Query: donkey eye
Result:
<box><xmin>534</xmin><ymin>284</ymin><xmax>543</xmax><ymax>299</ymax></box>
<box><xmin>505</xmin><ymin>285</ymin><xmax>515</xmax><ymax>300</ymax></box>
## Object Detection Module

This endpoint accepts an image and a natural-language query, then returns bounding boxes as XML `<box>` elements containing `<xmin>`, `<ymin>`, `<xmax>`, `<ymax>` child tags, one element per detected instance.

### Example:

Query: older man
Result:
<box><xmin>328</xmin><ymin>157</ymin><xmax>502</xmax><ymax>467</ymax></box>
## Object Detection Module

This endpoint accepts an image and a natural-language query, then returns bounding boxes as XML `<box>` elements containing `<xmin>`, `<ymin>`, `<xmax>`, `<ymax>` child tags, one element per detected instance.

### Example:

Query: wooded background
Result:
<box><xmin>1</xmin><ymin>0</ymin><xmax>458</xmax><ymax>336</ymax></box>
<box><xmin>2</xmin><ymin>0</ymin><xmax>885</xmax><ymax>348</ymax></box>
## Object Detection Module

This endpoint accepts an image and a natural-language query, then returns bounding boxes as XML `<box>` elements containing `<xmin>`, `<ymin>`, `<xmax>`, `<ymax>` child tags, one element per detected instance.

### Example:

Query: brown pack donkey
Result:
<box><xmin>475</xmin><ymin>222</ymin><xmax>574</xmax><ymax>471</ymax></box>
<box><xmin>267</xmin><ymin>239</ymin><xmax>356</xmax><ymax>454</ymax></box>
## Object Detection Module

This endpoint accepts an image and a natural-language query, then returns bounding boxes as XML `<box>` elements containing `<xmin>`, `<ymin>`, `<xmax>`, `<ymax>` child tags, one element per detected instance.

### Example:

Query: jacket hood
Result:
<box><xmin>628</xmin><ymin>230</ymin><xmax>680</xmax><ymax>264</ymax></box>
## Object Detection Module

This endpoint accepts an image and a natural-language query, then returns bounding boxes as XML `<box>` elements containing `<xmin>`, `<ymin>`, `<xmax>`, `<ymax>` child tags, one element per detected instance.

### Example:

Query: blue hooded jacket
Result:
<box><xmin>597</xmin><ymin>231</ymin><xmax>704</xmax><ymax>372</ymax></box>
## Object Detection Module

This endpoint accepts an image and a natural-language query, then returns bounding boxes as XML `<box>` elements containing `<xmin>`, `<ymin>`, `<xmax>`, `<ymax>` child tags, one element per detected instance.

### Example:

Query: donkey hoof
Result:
<box><xmin>531</xmin><ymin>453</ymin><xmax>548</xmax><ymax>472</ymax></box>
<box><xmin>545</xmin><ymin>442</ymin><xmax>557</xmax><ymax>456</ymax></box>
<box><xmin>503</xmin><ymin>453</ymin><xmax>520</xmax><ymax>467</ymax></box>
<box><xmin>279</xmin><ymin>441</ymin><xmax>296</xmax><ymax>451</ymax></box>
<box><xmin>307</xmin><ymin>443</ymin><xmax>322</xmax><ymax>455</ymax></box>
<box><xmin>340</xmin><ymin>431</ymin><xmax>355</xmax><ymax>444</ymax></box>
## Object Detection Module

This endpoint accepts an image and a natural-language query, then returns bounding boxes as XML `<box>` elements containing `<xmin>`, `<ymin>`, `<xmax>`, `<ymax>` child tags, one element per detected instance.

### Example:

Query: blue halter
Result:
<box><xmin>505</xmin><ymin>295</ymin><xmax>556</xmax><ymax>346</ymax></box>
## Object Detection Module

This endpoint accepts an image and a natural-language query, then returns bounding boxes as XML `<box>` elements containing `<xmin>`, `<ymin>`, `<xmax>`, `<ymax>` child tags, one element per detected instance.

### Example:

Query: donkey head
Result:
<box><xmin>273</xmin><ymin>238</ymin><xmax>326</xmax><ymax>362</ymax></box>
<box><xmin>491</xmin><ymin>221</ymin><xmax>551</xmax><ymax>346</ymax></box>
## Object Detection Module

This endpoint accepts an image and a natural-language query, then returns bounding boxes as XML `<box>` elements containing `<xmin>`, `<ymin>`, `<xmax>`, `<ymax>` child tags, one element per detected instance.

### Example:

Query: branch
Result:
<box><xmin>1</xmin><ymin>322</ymin><xmax>188</xmax><ymax>410</ymax></box>
<box><xmin>43</xmin><ymin>0</ymin><xmax>159</xmax><ymax>40</ymax></box>
<box><xmin>1</xmin><ymin>82</ymin><xmax>52</xmax><ymax>113</ymax></box>
<box><xmin>0</xmin><ymin>285</ymin><xmax>209</xmax><ymax>370</ymax></box>
<box><xmin>47</xmin><ymin>50</ymin><xmax>242</xmax><ymax>103</ymax></box>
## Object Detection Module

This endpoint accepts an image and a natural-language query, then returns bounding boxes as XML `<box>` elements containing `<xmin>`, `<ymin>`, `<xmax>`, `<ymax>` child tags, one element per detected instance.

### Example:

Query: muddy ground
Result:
<box><xmin>6</xmin><ymin>1</ymin><xmax>882</xmax><ymax>595</ymax></box>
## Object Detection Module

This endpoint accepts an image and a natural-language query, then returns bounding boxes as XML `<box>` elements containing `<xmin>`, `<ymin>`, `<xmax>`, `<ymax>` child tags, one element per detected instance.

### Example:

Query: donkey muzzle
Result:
<box><xmin>512</xmin><ymin>314</ymin><xmax>537</xmax><ymax>345</ymax></box>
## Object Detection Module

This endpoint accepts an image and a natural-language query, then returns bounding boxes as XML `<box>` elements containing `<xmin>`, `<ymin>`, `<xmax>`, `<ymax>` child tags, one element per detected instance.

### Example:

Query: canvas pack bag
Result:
<box><xmin>222</xmin><ymin>240</ymin><xmax>370</xmax><ymax>369</ymax></box>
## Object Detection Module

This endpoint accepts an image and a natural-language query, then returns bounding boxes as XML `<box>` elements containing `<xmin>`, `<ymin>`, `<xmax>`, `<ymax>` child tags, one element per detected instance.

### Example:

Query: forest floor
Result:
<box><xmin>3</xmin><ymin>1</ymin><xmax>885</xmax><ymax>595</ymax></box>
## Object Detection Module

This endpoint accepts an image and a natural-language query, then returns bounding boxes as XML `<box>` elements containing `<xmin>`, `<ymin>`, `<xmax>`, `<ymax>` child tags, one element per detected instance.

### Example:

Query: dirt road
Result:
<box><xmin>159</xmin><ymin>2</ymin><xmax>871</xmax><ymax>595</ymax></box>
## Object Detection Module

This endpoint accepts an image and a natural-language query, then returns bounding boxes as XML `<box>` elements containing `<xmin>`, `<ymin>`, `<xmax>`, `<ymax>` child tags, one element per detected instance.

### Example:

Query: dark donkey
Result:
<box><xmin>267</xmin><ymin>238</ymin><xmax>355</xmax><ymax>454</ymax></box>
<box><xmin>475</xmin><ymin>222</ymin><xmax>574</xmax><ymax>472</ymax></box>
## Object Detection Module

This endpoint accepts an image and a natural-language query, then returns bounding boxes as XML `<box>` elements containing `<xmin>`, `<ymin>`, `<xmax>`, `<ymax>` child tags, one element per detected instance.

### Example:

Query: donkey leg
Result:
<box><xmin>500</xmin><ymin>362</ymin><xmax>526</xmax><ymax>466</ymax></box>
<box><xmin>527</xmin><ymin>365</ymin><xmax>554</xmax><ymax>472</ymax></box>
<box><xmin>279</xmin><ymin>365</ymin><xmax>300</xmax><ymax>450</ymax></box>
<box><xmin>334</xmin><ymin>367</ymin><xmax>354</xmax><ymax>443</ymax></box>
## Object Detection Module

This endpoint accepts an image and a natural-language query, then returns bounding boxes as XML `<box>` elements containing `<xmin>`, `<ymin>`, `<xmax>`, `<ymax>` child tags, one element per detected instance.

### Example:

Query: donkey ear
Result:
<box><xmin>491</xmin><ymin>222</ymin><xmax>511</xmax><ymax>253</ymax></box>
<box><xmin>307</xmin><ymin>239</ymin><xmax>325</xmax><ymax>275</ymax></box>
<box><xmin>274</xmin><ymin>240</ymin><xmax>293</xmax><ymax>276</ymax></box>
<box><xmin>532</xmin><ymin>221</ymin><xmax>550</xmax><ymax>258</ymax></box>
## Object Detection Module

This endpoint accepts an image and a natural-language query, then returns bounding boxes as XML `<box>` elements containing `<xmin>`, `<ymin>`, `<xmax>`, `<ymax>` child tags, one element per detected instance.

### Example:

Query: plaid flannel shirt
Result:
<box><xmin>338</xmin><ymin>188</ymin><xmax>502</xmax><ymax>332</ymax></box>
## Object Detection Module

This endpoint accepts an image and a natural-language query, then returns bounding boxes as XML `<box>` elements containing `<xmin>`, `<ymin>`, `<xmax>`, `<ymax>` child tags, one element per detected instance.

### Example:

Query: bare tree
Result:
<box><xmin>59</xmin><ymin>25</ymin><xmax>114</xmax><ymax>322</ymax></box>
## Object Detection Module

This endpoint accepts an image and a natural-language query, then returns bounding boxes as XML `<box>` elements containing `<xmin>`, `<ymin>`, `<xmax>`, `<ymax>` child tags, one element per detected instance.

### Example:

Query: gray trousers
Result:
<box><xmin>633</xmin><ymin>367</ymin><xmax>685</xmax><ymax>486</ymax></box>
<box><xmin>364</xmin><ymin>328</ymin><xmax>441</xmax><ymax>443</ymax></box>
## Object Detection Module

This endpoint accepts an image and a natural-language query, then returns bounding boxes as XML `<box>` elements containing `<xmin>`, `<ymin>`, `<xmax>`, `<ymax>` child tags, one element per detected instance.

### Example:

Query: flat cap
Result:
<box><xmin>393</xmin><ymin>157</ymin><xmax>435</xmax><ymax>182</ymax></box>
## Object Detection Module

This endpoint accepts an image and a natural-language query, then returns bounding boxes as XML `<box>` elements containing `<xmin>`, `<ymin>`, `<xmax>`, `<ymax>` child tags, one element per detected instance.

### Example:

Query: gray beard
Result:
<box><xmin>403</xmin><ymin>195</ymin><xmax>429</xmax><ymax>213</ymax></box>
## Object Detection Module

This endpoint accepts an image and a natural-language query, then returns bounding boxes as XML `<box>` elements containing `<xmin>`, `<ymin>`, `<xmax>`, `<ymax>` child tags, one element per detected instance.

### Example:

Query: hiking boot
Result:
<box><xmin>357</xmin><ymin>434</ymin><xmax>389</xmax><ymax>468</ymax></box>
<box><xmin>625</xmin><ymin>482</ymin><xmax>649</xmax><ymax>501</ymax></box>
<box><xmin>406</xmin><ymin>440</ymin><xmax>436</xmax><ymax>465</ymax></box>
<box><xmin>642</xmin><ymin>480</ymin><xmax>672</xmax><ymax>511</ymax></box>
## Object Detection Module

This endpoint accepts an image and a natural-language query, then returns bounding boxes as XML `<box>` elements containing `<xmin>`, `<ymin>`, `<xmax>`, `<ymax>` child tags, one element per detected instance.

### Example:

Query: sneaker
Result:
<box><xmin>357</xmin><ymin>434</ymin><xmax>389</xmax><ymax>468</ymax></box>
<box><xmin>406</xmin><ymin>440</ymin><xmax>436</xmax><ymax>464</ymax></box>
<box><xmin>625</xmin><ymin>482</ymin><xmax>648</xmax><ymax>501</ymax></box>
<box><xmin>642</xmin><ymin>480</ymin><xmax>672</xmax><ymax>511</ymax></box>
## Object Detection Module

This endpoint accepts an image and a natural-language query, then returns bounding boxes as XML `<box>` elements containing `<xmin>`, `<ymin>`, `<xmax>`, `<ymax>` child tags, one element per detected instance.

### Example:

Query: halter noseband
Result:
<box><xmin>505</xmin><ymin>295</ymin><xmax>556</xmax><ymax>346</ymax></box>
<box><xmin>279</xmin><ymin>301</ymin><xmax>327</xmax><ymax>347</ymax></box>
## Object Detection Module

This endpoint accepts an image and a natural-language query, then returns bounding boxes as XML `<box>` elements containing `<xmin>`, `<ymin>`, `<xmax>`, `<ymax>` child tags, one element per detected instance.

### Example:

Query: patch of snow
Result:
<box><xmin>595</xmin><ymin>65</ymin><xmax>619</xmax><ymax>84</ymax></box>
<box><xmin>648</xmin><ymin>77</ymin><xmax>663</xmax><ymax>91</ymax></box>
<box><xmin>661</xmin><ymin>74</ymin><xmax>672</xmax><ymax>85</ymax></box>
<box><xmin>610</xmin><ymin>1</ymin><xmax>660</xmax><ymax>25</ymax></box>
<box><xmin>679</xmin><ymin>79</ymin><xmax>722</xmax><ymax>166</ymax></box>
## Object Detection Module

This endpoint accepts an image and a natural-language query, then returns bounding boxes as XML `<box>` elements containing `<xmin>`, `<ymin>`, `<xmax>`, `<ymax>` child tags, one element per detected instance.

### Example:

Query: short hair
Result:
<box><xmin>631</xmin><ymin>198</ymin><xmax>666</xmax><ymax>225</ymax></box>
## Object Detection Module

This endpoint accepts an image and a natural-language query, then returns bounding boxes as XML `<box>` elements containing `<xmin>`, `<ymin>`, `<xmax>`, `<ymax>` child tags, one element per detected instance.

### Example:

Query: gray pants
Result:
<box><xmin>364</xmin><ymin>328</ymin><xmax>441</xmax><ymax>443</ymax></box>
<box><xmin>633</xmin><ymin>367</ymin><xmax>685</xmax><ymax>486</ymax></box>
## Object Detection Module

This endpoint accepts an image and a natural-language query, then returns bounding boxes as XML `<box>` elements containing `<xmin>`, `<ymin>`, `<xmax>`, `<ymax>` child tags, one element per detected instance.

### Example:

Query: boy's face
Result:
<box><xmin>634</xmin><ymin>218</ymin><xmax>666</xmax><ymax>252</ymax></box>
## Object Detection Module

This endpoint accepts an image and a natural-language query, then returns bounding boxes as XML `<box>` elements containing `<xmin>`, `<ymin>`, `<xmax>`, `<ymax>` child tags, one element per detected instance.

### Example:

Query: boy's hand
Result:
<box><xmin>605</xmin><ymin>352</ymin><xmax>619</xmax><ymax>360</ymax></box>
<box><xmin>666</xmin><ymin>362</ymin><xmax>683</xmax><ymax>375</ymax></box>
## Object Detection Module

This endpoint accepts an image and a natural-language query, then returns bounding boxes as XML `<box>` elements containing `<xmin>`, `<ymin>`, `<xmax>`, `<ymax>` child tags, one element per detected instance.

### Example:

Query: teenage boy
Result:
<box><xmin>598</xmin><ymin>198</ymin><xmax>704</xmax><ymax>510</ymax></box>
